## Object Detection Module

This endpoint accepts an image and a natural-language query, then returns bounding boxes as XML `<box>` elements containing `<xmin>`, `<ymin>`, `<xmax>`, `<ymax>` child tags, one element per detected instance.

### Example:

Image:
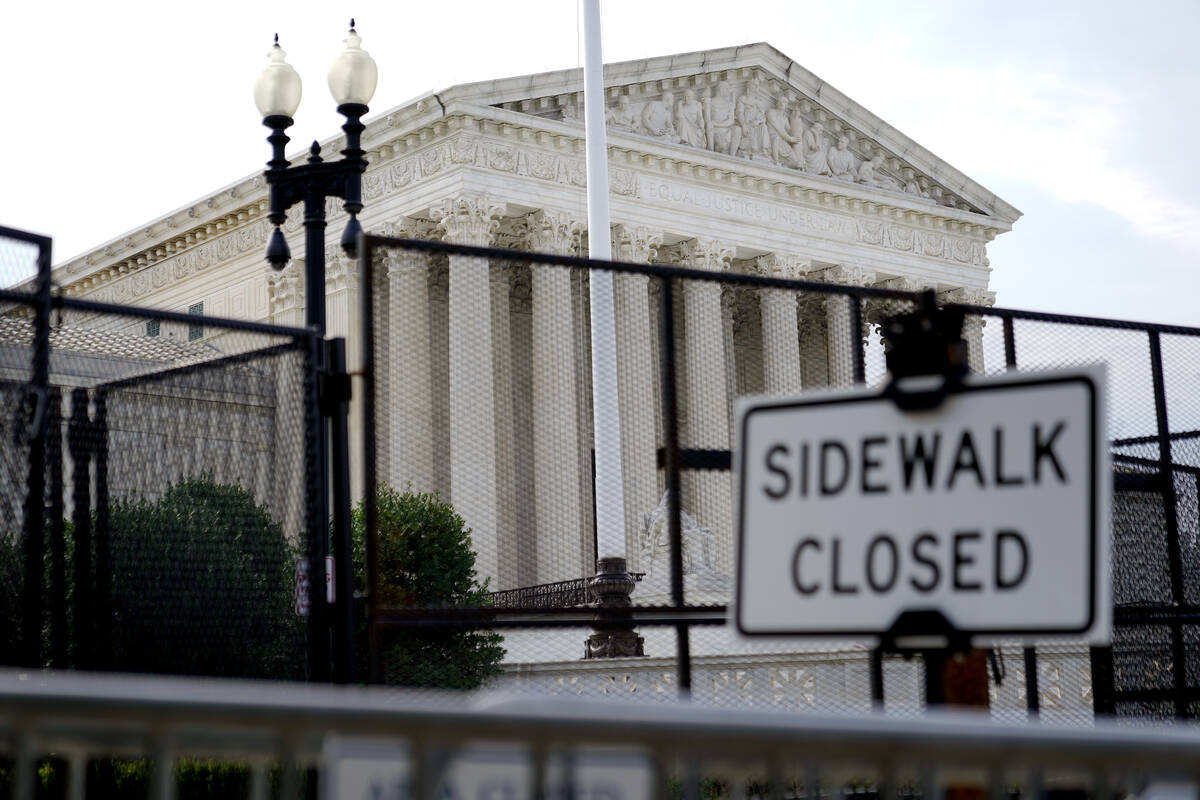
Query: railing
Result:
<box><xmin>2</xmin><ymin>670</ymin><xmax>1200</xmax><ymax>800</ymax></box>
<box><xmin>489</xmin><ymin>573</ymin><xmax>645</xmax><ymax>609</ymax></box>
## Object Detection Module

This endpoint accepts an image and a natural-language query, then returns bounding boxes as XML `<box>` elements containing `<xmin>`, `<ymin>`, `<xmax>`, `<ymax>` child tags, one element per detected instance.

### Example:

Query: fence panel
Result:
<box><xmin>0</xmin><ymin>284</ymin><xmax>322</xmax><ymax>680</ymax></box>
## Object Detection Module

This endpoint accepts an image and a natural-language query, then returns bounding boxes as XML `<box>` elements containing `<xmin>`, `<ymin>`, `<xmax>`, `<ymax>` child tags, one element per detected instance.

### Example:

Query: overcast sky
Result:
<box><xmin>2</xmin><ymin>1</ymin><xmax>1196</xmax><ymax>327</ymax></box>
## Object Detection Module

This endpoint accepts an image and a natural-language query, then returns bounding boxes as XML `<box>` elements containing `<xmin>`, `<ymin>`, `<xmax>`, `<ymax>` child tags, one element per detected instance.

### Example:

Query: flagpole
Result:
<box><xmin>580</xmin><ymin>0</ymin><xmax>626</xmax><ymax>561</ymax></box>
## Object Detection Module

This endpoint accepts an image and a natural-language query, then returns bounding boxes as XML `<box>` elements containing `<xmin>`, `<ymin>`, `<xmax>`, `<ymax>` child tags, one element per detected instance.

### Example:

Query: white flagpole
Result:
<box><xmin>580</xmin><ymin>0</ymin><xmax>626</xmax><ymax>560</ymax></box>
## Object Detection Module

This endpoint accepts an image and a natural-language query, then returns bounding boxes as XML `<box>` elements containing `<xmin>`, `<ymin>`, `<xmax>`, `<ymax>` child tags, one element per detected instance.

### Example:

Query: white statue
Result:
<box><xmin>735</xmin><ymin>80</ymin><xmax>771</xmax><ymax>159</ymax></box>
<box><xmin>674</xmin><ymin>88</ymin><xmax>707</xmax><ymax>149</ymax></box>
<box><xmin>788</xmin><ymin>106</ymin><xmax>808</xmax><ymax>169</ymax></box>
<box><xmin>856</xmin><ymin>151</ymin><xmax>902</xmax><ymax>190</ymax></box>
<box><xmin>638</xmin><ymin>491</ymin><xmax>727</xmax><ymax>593</ymax></box>
<box><xmin>802</xmin><ymin>120</ymin><xmax>830</xmax><ymax>175</ymax></box>
<box><xmin>704</xmin><ymin>83</ymin><xmax>741</xmax><ymax>155</ymax></box>
<box><xmin>639</xmin><ymin>91</ymin><xmax>678</xmax><ymax>141</ymax></box>
<box><xmin>605</xmin><ymin>95</ymin><xmax>635</xmax><ymax>132</ymax></box>
<box><xmin>827</xmin><ymin>134</ymin><xmax>856</xmax><ymax>178</ymax></box>
<box><xmin>765</xmin><ymin>95</ymin><xmax>800</xmax><ymax>166</ymax></box>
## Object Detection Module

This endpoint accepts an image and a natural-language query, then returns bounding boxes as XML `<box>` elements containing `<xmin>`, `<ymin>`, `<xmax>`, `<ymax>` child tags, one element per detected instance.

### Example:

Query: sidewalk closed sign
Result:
<box><xmin>735</xmin><ymin>367</ymin><xmax>1110</xmax><ymax>643</ymax></box>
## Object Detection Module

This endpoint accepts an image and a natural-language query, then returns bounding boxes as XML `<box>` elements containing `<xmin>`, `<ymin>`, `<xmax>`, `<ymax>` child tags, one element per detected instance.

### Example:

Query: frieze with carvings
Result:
<box><xmin>85</xmin><ymin>220</ymin><xmax>272</xmax><ymax>303</ymax></box>
<box><xmin>499</xmin><ymin>73</ymin><xmax>981</xmax><ymax>214</ymax></box>
<box><xmin>361</xmin><ymin>135</ymin><xmax>640</xmax><ymax>204</ymax></box>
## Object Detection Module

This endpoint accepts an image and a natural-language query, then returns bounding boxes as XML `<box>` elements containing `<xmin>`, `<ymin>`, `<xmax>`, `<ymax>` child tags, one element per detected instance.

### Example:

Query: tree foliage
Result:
<box><xmin>353</xmin><ymin>486</ymin><xmax>505</xmax><ymax>689</ymax></box>
<box><xmin>108</xmin><ymin>477</ymin><xmax>303</xmax><ymax>678</ymax></box>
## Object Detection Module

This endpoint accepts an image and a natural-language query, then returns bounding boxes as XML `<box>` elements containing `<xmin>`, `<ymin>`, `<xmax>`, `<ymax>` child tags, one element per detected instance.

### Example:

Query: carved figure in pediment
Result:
<box><xmin>735</xmin><ymin>82</ymin><xmax>771</xmax><ymax>160</ymax></box>
<box><xmin>802</xmin><ymin>120</ymin><xmax>830</xmax><ymax>175</ymax></box>
<box><xmin>639</xmin><ymin>91</ymin><xmax>678</xmax><ymax>141</ymax></box>
<box><xmin>765</xmin><ymin>95</ymin><xmax>800</xmax><ymax>167</ymax></box>
<box><xmin>675</xmin><ymin>89</ymin><xmax>707</xmax><ymax>149</ymax></box>
<box><xmin>828</xmin><ymin>134</ymin><xmax>856</xmax><ymax>179</ymax></box>
<box><xmin>703</xmin><ymin>83</ymin><xmax>741</xmax><ymax>156</ymax></box>
<box><xmin>605</xmin><ymin>95</ymin><xmax>635</xmax><ymax>132</ymax></box>
<box><xmin>903</xmin><ymin>175</ymin><xmax>930</xmax><ymax>199</ymax></box>
<box><xmin>857</xmin><ymin>151</ymin><xmax>902</xmax><ymax>191</ymax></box>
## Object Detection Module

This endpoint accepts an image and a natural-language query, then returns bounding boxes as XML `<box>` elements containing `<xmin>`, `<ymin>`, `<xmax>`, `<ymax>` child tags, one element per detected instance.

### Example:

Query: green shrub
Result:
<box><xmin>352</xmin><ymin>486</ymin><xmax>505</xmax><ymax>689</ymax></box>
<box><xmin>108</xmin><ymin>477</ymin><xmax>303</xmax><ymax>679</ymax></box>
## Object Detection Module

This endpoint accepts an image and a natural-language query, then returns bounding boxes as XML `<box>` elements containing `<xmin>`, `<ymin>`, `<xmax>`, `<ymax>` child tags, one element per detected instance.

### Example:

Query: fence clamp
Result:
<box><xmin>880</xmin><ymin>289</ymin><xmax>968</xmax><ymax>411</ymax></box>
<box><xmin>318</xmin><ymin>370</ymin><xmax>352</xmax><ymax>414</ymax></box>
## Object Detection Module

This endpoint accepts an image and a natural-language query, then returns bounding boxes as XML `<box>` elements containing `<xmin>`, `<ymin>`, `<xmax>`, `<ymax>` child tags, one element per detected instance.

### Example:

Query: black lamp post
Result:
<box><xmin>254</xmin><ymin>23</ymin><xmax>377</xmax><ymax>683</ymax></box>
<box><xmin>253</xmin><ymin>20</ymin><xmax>377</xmax><ymax>335</ymax></box>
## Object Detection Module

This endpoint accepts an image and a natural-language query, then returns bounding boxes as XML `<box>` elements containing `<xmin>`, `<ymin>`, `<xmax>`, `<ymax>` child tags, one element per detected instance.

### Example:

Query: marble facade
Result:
<box><xmin>48</xmin><ymin>43</ymin><xmax>1039</xmax><ymax>711</ymax></box>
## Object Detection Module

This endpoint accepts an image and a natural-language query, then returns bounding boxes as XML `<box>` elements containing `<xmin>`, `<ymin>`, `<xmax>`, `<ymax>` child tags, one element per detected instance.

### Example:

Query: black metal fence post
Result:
<box><xmin>326</xmin><ymin>337</ymin><xmax>355</xmax><ymax>683</ymax></box>
<box><xmin>658</xmin><ymin>277</ymin><xmax>691</xmax><ymax>699</ymax></box>
<box><xmin>306</xmin><ymin>333</ymin><xmax>331</xmax><ymax>682</ymax></box>
<box><xmin>15</xmin><ymin>229</ymin><xmax>52</xmax><ymax>668</ymax></box>
<box><xmin>1147</xmin><ymin>331</ymin><xmax>1188</xmax><ymax>719</ymax></box>
<box><xmin>68</xmin><ymin>388</ymin><xmax>93</xmax><ymax>669</ymax></box>
<box><xmin>93</xmin><ymin>392</ymin><xmax>111</xmax><ymax>670</ymax></box>
<box><xmin>46</xmin><ymin>390</ymin><xmax>67</xmax><ymax>669</ymax></box>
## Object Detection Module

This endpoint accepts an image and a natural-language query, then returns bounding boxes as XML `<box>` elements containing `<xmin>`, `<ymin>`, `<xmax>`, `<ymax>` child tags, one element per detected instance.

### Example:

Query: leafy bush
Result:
<box><xmin>352</xmin><ymin>486</ymin><xmax>505</xmax><ymax>689</ymax></box>
<box><xmin>108</xmin><ymin>477</ymin><xmax>303</xmax><ymax>679</ymax></box>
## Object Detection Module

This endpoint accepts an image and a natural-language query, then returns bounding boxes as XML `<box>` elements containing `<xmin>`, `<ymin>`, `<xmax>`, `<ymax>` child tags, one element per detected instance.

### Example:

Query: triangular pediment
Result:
<box><xmin>437</xmin><ymin>43</ymin><xmax>1019</xmax><ymax>223</ymax></box>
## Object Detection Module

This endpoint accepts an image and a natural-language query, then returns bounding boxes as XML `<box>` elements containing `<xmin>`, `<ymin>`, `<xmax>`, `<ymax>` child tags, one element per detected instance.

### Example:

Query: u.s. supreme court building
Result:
<box><xmin>46</xmin><ymin>42</ymin><xmax>1091</xmax><ymax>716</ymax></box>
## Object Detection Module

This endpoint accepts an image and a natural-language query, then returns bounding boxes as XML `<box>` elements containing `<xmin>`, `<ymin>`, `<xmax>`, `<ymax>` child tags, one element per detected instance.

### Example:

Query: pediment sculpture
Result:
<box><xmin>586</xmin><ymin>77</ymin><xmax>946</xmax><ymax>206</ymax></box>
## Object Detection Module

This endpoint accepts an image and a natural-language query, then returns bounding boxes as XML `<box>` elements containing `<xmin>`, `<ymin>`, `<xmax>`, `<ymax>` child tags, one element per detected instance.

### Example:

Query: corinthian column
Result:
<box><xmin>612</xmin><ymin>224</ymin><xmax>662</xmax><ymax>573</ymax></box>
<box><xmin>524</xmin><ymin>210</ymin><xmax>586</xmax><ymax>582</ymax></box>
<box><xmin>669</xmin><ymin>238</ymin><xmax>735</xmax><ymax>578</ymax></box>
<box><xmin>941</xmin><ymin>287</ymin><xmax>996</xmax><ymax>373</ymax></box>
<box><xmin>382</xmin><ymin>223</ymin><xmax>435</xmax><ymax>495</ymax></box>
<box><xmin>814</xmin><ymin>265</ymin><xmax>876</xmax><ymax>388</ymax></box>
<box><xmin>434</xmin><ymin>196</ymin><xmax>505</xmax><ymax>585</ymax></box>
<box><xmin>754</xmin><ymin>254</ymin><xmax>805</xmax><ymax>396</ymax></box>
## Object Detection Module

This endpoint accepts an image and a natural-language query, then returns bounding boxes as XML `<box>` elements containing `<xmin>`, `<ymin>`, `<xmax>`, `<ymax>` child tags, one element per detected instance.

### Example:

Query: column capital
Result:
<box><xmin>663</xmin><ymin>237</ymin><xmax>734</xmax><ymax>272</ymax></box>
<box><xmin>750</xmin><ymin>253</ymin><xmax>811</xmax><ymax>280</ymax></box>
<box><xmin>267</xmin><ymin>261</ymin><xmax>302</xmax><ymax>316</ymax></box>
<box><xmin>434</xmin><ymin>196</ymin><xmax>505</xmax><ymax>246</ymax></box>
<box><xmin>383</xmin><ymin>216</ymin><xmax>439</xmax><ymax>240</ymax></box>
<box><xmin>940</xmin><ymin>286</ymin><xmax>996</xmax><ymax>307</ymax></box>
<box><xmin>611</xmin><ymin>224</ymin><xmax>662</xmax><ymax>264</ymax></box>
<box><xmin>877</xmin><ymin>275</ymin><xmax>926</xmax><ymax>293</ymax></box>
<box><xmin>326</xmin><ymin>250</ymin><xmax>359</xmax><ymax>293</ymax></box>
<box><xmin>812</xmin><ymin>264</ymin><xmax>877</xmax><ymax>288</ymax></box>
<box><xmin>525</xmin><ymin>209</ymin><xmax>582</xmax><ymax>256</ymax></box>
<box><xmin>868</xmin><ymin>276</ymin><xmax>929</xmax><ymax>326</ymax></box>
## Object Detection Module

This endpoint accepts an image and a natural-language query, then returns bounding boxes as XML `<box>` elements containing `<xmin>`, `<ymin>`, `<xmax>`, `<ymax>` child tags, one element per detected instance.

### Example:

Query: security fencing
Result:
<box><xmin>0</xmin><ymin>225</ymin><xmax>323</xmax><ymax>680</ymax></box>
<box><xmin>4</xmin><ymin>669</ymin><xmax>1200</xmax><ymax>800</ymax></box>
<box><xmin>4</xmin><ymin>220</ymin><xmax>1198</xmax><ymax>722</ymax></box>
<box><xmin>359</xmin><ymin>234</ymin><xmax>1200</xmax><ymax>723</ymax></box>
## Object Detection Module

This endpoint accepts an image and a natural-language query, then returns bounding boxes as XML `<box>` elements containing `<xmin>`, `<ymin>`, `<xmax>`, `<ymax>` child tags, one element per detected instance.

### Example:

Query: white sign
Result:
<box><xmin>735</xmin><ymin>367</ymin><xmax>1110</xmax><ymax>643</ymax></box>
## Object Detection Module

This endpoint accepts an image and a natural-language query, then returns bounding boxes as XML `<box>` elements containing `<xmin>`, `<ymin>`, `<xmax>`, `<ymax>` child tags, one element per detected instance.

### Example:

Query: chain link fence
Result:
<box><xmin>359</xmin><ymin>234</ymin><xmax>1200</xmax><ymax>724</ymax></box>
<box><xmin>0</xmin><ymin>226</ymin><xmax>323</xmax><ymax>679</ymax></box>
<box><xmin>4</xmin><ymin>222</ymin><xmax>1197</xmax><ymax>722</ymax></box>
